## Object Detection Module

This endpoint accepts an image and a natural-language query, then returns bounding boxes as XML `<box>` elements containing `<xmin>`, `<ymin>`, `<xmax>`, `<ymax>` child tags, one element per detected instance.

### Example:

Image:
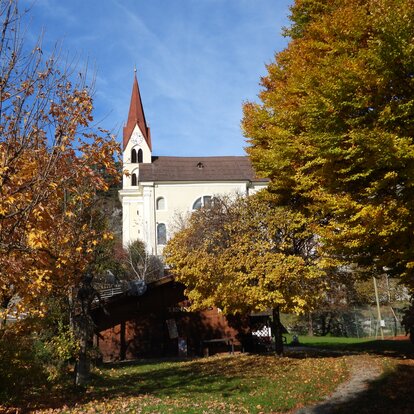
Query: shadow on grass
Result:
<box><xmin>5</xmin><ymin>340</ymin><xmax>413</xmax><ymax>413</ymax></box>
<box><xmin>89</xmin><ymin>354</ymin><xmax>303</xmax><ymax>398</ymax></box>
<box><xmin>91</xmin><ymin>358</ymin><xmax>253</xmax><ymax>397</ymax></box>
<box><xmin>11</xmin><ymin>355</ymin><xmax>301</xmax><ymax>412</ymax></box>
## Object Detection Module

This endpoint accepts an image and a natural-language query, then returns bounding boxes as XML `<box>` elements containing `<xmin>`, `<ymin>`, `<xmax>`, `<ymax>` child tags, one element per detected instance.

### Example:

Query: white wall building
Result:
<box><xmin>119</xmin><ymin>75</ymin><xmax>268</xmax><ymax>255</ymax></box>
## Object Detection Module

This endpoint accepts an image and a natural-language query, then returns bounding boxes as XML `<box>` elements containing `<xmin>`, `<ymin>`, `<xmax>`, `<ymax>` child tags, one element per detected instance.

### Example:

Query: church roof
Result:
<box><xmin>123</xmin><ymin>73</ymin><xmax>151</xmax><ymax>150</ymax></box>
<box><xmin>138</xmin><ymin>156</ymin><xmax>269</xmax><ymax>182</ymax></box>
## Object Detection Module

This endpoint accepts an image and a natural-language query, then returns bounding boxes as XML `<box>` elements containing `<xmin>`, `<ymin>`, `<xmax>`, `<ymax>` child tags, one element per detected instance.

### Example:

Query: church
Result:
<box><xmin>97</xmin><ymin>75</ymin><xmax>271</xmax><ymax>360</ymax></box>
<box><xmin>119</xmin><ymin>74</ymin><xmax>268</xmax><ymax>254</ymax></box>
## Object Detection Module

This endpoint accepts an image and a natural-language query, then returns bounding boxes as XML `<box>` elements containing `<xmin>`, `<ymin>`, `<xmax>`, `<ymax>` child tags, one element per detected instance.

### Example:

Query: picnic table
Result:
<box><xmin>201</xmin><ymin>338</ymin><xmax>235</xmax><ymax>356</ymax></box>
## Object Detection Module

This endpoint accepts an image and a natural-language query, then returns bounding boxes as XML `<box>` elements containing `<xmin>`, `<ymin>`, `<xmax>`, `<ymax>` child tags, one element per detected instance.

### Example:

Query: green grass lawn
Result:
<box><xmin>285</xmin><ymin>334</ymin><xmax>414</xmax><ymax>357</ymax></box>
<box><xmin>15</xmin><ymin>354</ymin><xmax>349</xmax><ymax>413</ymax></box>
<box><xmin>4</xmin><ymin>338</ymin><xmax>413</xmax><ymax>413</ymax></box>
<box><xmin>285</xmin><ymin>334</ymin><xmax>372</xmax><ymax>345</ymax></box>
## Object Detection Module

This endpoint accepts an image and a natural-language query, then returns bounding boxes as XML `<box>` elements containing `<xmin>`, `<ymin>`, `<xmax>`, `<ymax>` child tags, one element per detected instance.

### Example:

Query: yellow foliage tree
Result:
<box><xmin>243</xmin><ymin>0</ymin><xmax>414</xmax><ymax>289</ymax></box>
<box><xmin>0</xmin><ymin>0</ymin><xmax>120</xmax><ymax>320</ymax></box>
<box><xmin>165</xmin><ymin>192</ymin><xmax>329</xmax><ymax>354</ymax></box>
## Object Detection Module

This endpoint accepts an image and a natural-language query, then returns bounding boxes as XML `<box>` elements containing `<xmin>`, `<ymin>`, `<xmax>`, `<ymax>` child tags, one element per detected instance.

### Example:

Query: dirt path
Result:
<box><xmin>294</xmin><ymin>355</ymin><xmax>383</xmax><ymax>414</ymax></box>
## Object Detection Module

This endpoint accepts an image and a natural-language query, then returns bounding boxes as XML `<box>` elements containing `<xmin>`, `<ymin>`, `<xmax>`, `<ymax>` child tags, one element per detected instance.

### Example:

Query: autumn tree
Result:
<box><xmin>0</xmin><ymin>0</ymin><xmax>120</xmax><ymax>384</ymax></box>
<box><xmin>0</xmin><ymin>0</ymin><xmax>119</xmax><ymax>317</ymax></box>
<box><xmin>165</xmin><ymin>192</ymin><xmax>330</xmax><ymax>354</ymax></box>
<box><xmin>242</xmin><ymin>0</ymin><xmax>414</xmax><ymax>290</ymax></box>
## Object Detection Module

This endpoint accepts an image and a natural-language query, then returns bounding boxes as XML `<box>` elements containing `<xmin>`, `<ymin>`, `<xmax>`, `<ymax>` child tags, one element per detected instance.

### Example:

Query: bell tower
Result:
<box><xmin>122</xmin><ymin>71</ymin><xmax>152</xmax><ymax>189</ymax></box>
<box><xmin>119</xmin><ymin>72</ymin><xmax>155</xmax><ymax>249</ymax></box>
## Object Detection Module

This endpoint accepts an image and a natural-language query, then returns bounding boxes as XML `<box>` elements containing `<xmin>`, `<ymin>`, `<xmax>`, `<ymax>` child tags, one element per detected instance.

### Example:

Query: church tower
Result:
<box><xmin>122</xmin><ymin>72</ymin><xmax>152</xmax><ymax>189</ymax></box>
<box><xmin>119</xmin><ymin>73</ymin><xmax>155</xmax><ymax>250</ymax></box>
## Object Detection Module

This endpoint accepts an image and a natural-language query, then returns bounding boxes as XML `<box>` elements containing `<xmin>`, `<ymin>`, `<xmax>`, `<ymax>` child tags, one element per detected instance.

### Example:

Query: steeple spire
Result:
<box><xmin>123</xmin><ymin>71</ymin><xmax>151</xmax><ymax>150</ymax></box>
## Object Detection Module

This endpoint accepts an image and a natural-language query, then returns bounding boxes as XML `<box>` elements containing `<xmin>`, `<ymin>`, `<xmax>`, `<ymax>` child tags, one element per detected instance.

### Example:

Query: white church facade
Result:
<box><xmin>119</xmin><ymin>75</ymin><xmax>268</xmax><ymax>256</ymax></box>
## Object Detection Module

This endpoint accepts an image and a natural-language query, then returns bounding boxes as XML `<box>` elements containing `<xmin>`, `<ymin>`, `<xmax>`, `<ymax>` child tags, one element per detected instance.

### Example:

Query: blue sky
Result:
<box><xmin>22</xmin><ymin>0</ymin><xmax>293</xmax><ymax>156</ymax></box>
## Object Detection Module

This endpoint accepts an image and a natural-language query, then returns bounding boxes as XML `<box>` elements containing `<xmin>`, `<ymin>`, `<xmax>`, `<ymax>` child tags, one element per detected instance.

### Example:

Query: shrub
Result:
<box><xmin>0</xmin><ymin>327</ymin><xmax>48</xmax><ymax>402</ymax></box>
<box><xmin>402</xmin><ymin>300</ymin><xmax>414</xmax><ymax>344</ymax></box>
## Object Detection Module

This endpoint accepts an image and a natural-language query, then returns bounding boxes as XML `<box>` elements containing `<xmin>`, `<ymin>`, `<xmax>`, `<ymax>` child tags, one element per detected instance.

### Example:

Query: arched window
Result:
<box><xmin>131</xmin><ymin>148</ymin><xmax>137</xmax><ymax>163</ymax></box>
<box><xmin>156</xmin><ymin>197</ymin><xmax>165</xmax><ymax>210</ymax></box>
<box><xmin>192</xmin><ymin>195</ymin><xmax>212</xmax><ymax>210</ymax></box>
<box><xmin>131</xmin><ymin>173</ymin><xmax>137</xmax><ymax>186</ymax></box>
<box><xmin>138</xmin><ymin>149</ymin><xmax>143</xmax><ymax>163</ymax></box>
<box><xmin>157</xmin><ymin>223</ymin><xmax>167</xmax><ymax>245</ymax></box>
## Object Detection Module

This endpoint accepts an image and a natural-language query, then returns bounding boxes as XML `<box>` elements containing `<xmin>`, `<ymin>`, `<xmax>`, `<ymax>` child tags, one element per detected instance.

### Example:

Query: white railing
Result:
<box><xmin>93</xmin><ymin>284</ymin><xmax>124</xmax><ymax>302</ymax></box>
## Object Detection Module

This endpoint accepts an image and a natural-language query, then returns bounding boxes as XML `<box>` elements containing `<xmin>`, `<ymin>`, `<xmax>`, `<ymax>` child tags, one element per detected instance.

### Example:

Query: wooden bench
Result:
<box><xmin>201</xmin><ymin>338</ymin><xmax>235</xmax><ymax>356</ymax></box>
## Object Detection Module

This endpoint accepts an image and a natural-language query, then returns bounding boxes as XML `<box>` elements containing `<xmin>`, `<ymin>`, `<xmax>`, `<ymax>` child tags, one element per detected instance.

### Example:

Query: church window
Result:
<box><xmin>192</xmin><ymin>195</ymin><xmax>212</xmax><ymax>210</ymax></box>
<box><xmin>157</xmin><ymin>223</ymin><xmax>167</xmax><ymax>245</ymax></box>
<box><xmin>131</xmin><ymin>173</ymin><xmax>137</xmax><ymax>186</ymax></box>
<box><xmin>131</xmin><ymin>148</ymin><xmax>137</xmax><ymax>163</ymax></box>
<box><xmin>156</xmin><ymin>197</ymin><xmax>165</xmax><ymax>210</ymax></box>
<box><xmin>138</xmin><ymin>149</ymin><xmax>143</xmax><ymax>163</ymax></box>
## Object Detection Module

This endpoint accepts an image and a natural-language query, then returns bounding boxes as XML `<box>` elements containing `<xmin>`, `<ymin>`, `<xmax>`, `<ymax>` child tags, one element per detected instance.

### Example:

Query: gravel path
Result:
<box><xmin>294</xmin><ymin>356</ymin><xmax>383</xmax><ymax>414</ymax></box>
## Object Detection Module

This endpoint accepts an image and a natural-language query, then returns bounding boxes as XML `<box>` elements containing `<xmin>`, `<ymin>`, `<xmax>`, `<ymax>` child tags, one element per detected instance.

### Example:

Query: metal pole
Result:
<box><xmin>354</xmin><ymin>308</ymin><xmax>359</xmax><ymax>338</ymax></box>
<box><xmin>373</xmin><ymin>276</ymin><xmax>384</xmax><ymax>340</ymax></box>
<box><xmin>389</xmin><ymin>306</ymin><xmax>399</xmax><ymax>337</ymax></box>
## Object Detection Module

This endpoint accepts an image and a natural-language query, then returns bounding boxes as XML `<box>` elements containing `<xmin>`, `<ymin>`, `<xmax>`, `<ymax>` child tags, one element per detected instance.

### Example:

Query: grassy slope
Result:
<box><xmin>15</xmin><ymin>354</ymin><xmax>349</xmax><ymax>414</ymax></box>
<box><xmin>3</xmin><ymin>338</ymin><xmax>414</xmax><ymax>413</ymax></box>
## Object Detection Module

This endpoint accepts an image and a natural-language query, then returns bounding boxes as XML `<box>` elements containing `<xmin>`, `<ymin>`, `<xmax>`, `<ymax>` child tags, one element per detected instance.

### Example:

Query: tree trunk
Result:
<box><xmin>74</xmin><ymin>314</ymin><xmax>93</xmax><ymax>387</ymax></box>
<box><xmin>272</xmin><ymin>307</ymin><xmax>284</xmax><ymax>356</ymax></box>
<box><xmin>75</xmin><ymin>343</ymin><xmax>90</xmax><ymax>387</ymax></box>
<box><xmin>307</xmin><ymin>312</ymin><xmax>314</xmax><ymax>336</ymax></box>
<box><xmin>326</xmin><ymin>313</ymin><xmax>333</xmax><ymax>336</ymax></box>
<box><xmin>0</xmin><ymin>296</ymin><xmax>11</xmax><ymax>331</ymax></box>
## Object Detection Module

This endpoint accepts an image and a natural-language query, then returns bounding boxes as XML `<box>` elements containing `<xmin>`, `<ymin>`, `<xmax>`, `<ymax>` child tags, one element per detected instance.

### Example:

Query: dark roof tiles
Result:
<box><xmin>138</xmin><ymin>156</ymin><xmax>268</xmax><ymax>182</ymax></box>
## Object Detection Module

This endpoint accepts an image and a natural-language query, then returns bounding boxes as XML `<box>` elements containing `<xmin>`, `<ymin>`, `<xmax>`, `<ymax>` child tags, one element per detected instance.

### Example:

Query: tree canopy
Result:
<box><xmin>0</xmin><ymin>0</ymin><xmax>120</xmax><ymax>318</ymax></box>
<box><xmin>165</xmin><ymin>193</ymin><xmax>329</xmax><ymax>315</ymax></box>
<box><xmin>242</xmin><ymin>0</ymin><xmax>414</xmax><ymax>287</ymax></box>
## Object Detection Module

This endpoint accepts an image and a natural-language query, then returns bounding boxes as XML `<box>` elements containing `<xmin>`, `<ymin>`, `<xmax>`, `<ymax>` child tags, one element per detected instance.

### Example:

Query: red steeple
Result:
<box><xmin>123</xmin><ymin>72</ymin><xmax>151</xmax><ymax>150</ymax></box>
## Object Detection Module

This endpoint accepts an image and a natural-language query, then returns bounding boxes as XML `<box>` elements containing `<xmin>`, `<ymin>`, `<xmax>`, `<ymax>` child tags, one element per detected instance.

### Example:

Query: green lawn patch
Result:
<box><xmin>11</xmin><ymin>354</ymin><xmax>349</xmax><ymax>413</ymax></box>
<box><xmin>285</xmin><ymin>334</ymin><xmax>372</xmax><ymax>345</ymax></box>
<box><xmin>5</xmin><ymin>338</ymin><xmax>413</xmax><ymax>413</ymax></box>
<box><xmin>286</xmin><ymin>335</ymin><xmax>414</xmax><ymax>357</ymax></box>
